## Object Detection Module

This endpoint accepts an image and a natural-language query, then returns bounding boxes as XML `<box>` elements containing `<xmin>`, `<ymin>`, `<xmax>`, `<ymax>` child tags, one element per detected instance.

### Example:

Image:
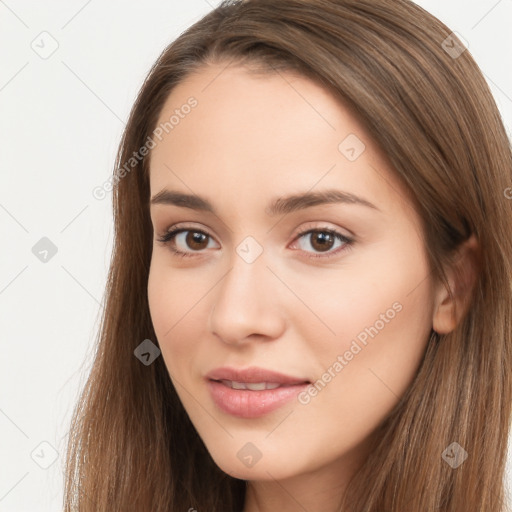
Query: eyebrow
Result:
<box><xmin>150</xmin><ymin>188</ymin><xmax>380</xmax><ymax>215</ymax></box>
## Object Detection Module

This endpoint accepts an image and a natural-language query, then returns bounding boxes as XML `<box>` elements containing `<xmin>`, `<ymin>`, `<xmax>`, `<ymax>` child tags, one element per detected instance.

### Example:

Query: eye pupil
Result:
<box><xmin>187</xmin><ymin>231</ymin><xmax>208</xmax><ymax>250</ymax></box>
<box><xmin>311</xmin><ymin>232</ymin><xmax>334</xmax><ymax>252</ymax></box>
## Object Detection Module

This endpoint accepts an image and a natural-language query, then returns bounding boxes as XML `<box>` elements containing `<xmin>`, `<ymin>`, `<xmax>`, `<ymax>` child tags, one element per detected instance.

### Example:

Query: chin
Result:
<box><xmin>206</xmin><ymin>445</ymin><xmax>302</xmax><ymax>482</ymax></box>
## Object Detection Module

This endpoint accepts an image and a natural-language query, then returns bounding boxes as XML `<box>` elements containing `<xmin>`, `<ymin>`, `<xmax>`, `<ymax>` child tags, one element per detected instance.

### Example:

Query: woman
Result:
<box><xmin>64</xmin><ymin>0</ymin><xmax>512</xmax><ymax>510</ymax></box>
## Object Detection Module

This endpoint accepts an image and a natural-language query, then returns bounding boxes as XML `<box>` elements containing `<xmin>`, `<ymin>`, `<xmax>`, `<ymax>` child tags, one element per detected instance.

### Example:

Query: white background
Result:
<box><xmin>1</xmin><ymin>1</ymin><xmax>511</xmax><ymax>510</ymax></box>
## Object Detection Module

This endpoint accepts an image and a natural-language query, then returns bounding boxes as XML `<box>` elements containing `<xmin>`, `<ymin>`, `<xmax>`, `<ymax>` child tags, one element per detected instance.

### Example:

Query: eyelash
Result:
<box><xmin>156</xmin><ymin>225</ymin><xmax>354</xmax><ymax>260</ymax></box>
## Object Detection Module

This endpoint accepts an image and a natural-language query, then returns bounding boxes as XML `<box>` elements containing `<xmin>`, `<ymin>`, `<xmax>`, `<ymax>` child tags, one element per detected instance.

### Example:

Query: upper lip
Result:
<box><xmin>206</xmin><ymin>366</ymin><xmax>310</xmax><ymax>385</ymax></box>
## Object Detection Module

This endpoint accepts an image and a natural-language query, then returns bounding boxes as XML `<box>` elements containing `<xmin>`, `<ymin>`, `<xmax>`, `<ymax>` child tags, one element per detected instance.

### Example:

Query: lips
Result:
<box><xmin>205</xmin><ymin>366</ymin><xmax>310</xmax><ymax>386</ymax></box>
<box><xmin>205</xmin><ymin>366</ymin><xmax>311</xmax><ymax>418</ymax></box>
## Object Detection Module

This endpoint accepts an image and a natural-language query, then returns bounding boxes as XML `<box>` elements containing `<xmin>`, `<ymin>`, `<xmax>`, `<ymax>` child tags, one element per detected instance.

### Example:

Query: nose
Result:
<box><xmin>208</xmin><ymin>248</ymin><xmax>286</xmax><ymax>346</ymax></box>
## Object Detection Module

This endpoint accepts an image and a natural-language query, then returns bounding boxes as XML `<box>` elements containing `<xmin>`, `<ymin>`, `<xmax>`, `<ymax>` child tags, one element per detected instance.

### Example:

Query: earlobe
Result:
<box><xmin>432</xmin><ymin>234</ymin><xmax>480</xmax><ymax>335</ymax></box>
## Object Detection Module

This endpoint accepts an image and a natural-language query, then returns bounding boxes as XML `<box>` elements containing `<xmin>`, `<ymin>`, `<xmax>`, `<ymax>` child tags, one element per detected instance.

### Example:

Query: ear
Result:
<box><xmin>432</xmin><ymin>234</ymin><xmax>480</xmax><ymax>335</ymax></box>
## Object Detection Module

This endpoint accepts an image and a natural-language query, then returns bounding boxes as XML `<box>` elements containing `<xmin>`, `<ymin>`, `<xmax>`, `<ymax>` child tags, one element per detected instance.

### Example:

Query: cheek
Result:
<box><xmin>322</xmin><ymin>271</ymin><xmax>433</xmax><ymax>359</ymax></box>
<box><xmin>295</xmin><ymin>246</ymin><xmax>434</xmax><ymax>439</ymax></box>
<box><xmin>278</xmin><ymin>236</ymin><xmax>433</xmax><ymax>360</ymax></box>
<box><xmin>147</xmin><ymin>260</ymin><xmax>203</xmax><ymax>372</ymax></box>
<box><xmin>334</xmin><ymin>234</ymin><xmax>432</xmax><ymax>351</ymax></box>
<box><xmin>312</xmin><ymin>294</ymin><xmax>432</xmax><ymax>452</ymax></box>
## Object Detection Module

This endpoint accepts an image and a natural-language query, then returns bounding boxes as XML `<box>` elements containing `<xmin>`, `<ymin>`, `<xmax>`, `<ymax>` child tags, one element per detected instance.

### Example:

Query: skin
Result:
<box><xmin>147</xmin><ymin>62</ymin><xmax>474</xmax><ymax>512</ymax></box>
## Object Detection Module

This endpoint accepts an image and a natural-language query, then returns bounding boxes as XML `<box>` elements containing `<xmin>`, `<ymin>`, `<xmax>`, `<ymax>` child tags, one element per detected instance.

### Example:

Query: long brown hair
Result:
<box><xmin>63</xmin><ymin>0</ymin><xmax>512</xmax><ymax>510</ymax></box>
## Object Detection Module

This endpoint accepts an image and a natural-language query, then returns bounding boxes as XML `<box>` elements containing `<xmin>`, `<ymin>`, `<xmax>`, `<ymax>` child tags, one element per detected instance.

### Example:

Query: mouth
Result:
<box><xmin>210</xmin><ymin>379</ymin><xmax>310</xmax><ymax>390</ymax></box>
<box><xmin>206</xmin><ymin>377</ymin><xmax>311</xmax><ymax>419</ymax></box>
<box><xmin>205</xmin><ymin>366</ymin><xmax>310</xmax><ymax>386</ymax></box>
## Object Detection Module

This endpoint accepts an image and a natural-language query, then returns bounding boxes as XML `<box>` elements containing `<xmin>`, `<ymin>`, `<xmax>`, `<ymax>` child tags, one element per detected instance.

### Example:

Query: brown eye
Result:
<box><xmin>293</xmin><ymin>228</ymin><xmax>353</xmax><ymax>259</ymax></box>
<box><xmin>157</xmin><ymin>228</ymin><xmax>219</xmax><ymax>257</ymax></box>
<box><xmin>309</xmin><ymin>231</ymin><xmax>336</xmax><ymax>252</ymax></box>
<box><xmin>185</xmin><ymin>231</ymin><xmax>209</xmax><ymax>250</ymax></box>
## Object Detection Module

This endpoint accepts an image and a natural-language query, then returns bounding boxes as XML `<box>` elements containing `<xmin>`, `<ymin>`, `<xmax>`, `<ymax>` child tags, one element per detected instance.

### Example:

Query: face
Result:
<box><xmin>147</xmin><ymin>62</ymin><xmax>437</xmax><ymax>485</ymax></box>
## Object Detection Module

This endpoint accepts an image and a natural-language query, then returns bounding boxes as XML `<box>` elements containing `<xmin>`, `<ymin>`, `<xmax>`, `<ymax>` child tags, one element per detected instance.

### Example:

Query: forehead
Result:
<box><xmin>148</xmin><ymin>63</ymin><xmax>412</xmax><ymax>218</ymax></box>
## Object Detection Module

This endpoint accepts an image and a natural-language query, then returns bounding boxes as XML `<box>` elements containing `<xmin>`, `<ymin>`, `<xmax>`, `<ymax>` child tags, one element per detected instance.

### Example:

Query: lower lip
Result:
<box><xmin>207</xmin><ymin>379</ymin><xmax>310</xmax><ymax>419</ymax></box>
